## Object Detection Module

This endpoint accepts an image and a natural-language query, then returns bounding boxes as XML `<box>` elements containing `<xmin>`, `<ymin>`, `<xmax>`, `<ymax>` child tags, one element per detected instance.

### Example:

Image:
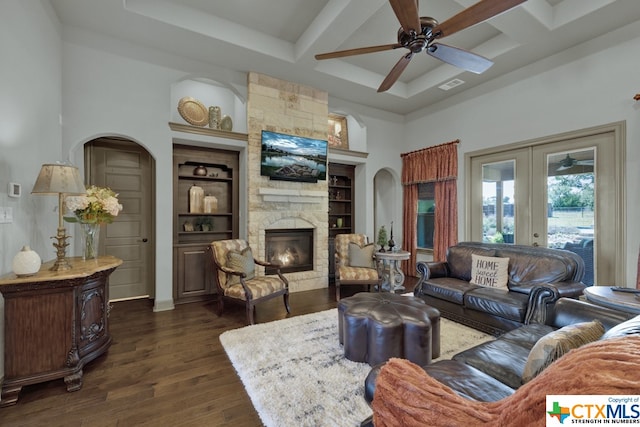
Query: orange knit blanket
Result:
<box><xmin>373</xmin><ymin>336</ymin><xmax>640</xmax><ymax>427</ymax></box>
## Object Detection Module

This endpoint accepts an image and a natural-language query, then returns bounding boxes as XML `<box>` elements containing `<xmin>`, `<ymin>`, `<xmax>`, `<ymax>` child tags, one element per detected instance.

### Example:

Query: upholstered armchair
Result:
<box><xmin>334</xmin><ymin>233</ymin><xmax>382</xmax><ymax>301</ymax></box>
<box><xmin>207</xmin><ymin>239</ymin><xmax>290</xmax><ymax>325</ymax></box>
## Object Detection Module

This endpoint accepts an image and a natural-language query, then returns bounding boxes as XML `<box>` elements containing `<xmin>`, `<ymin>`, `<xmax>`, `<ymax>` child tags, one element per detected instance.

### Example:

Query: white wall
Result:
<box><xmin>0</xmin><ymin>0</ymin><xmax>63</xmax><ymax>388</ymax></box>
<box><xmin>59</xmin><ymin>27</ymin><xmax>252</xmax><ymax>311</ymax></box>
<box><xmin>62</xmin><ymin>43</ymin><xmax>185</xmax><ymax>310</ymax></box>
<box><xmin>403</xmin><ymin>23</ymin><xmax>640</xmax><ymax>286</ymax></box>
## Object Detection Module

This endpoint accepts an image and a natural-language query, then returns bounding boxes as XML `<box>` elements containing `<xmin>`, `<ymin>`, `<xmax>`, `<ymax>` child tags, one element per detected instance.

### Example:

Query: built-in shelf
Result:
<box><xmin>328</xmin><ymin>162</ymin><xmax>355</xmax><ymax>282</ymax></box>
<box><xmin>173</xmin><ymin>143</ymin><xmax>239</xmax><ymax>304</ymax></box>
<box><xmin>169</xmin><ymin>122</ymin><xmax>248</xmax><ymax>141</ymax></box>
<box><xmin>328</xmin><ymin>147</ymin><xmax>369</xmax><ymax>158</ymax></box>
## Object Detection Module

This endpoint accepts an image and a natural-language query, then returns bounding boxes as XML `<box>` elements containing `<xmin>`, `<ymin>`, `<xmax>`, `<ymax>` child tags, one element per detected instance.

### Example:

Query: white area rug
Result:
<box><xmin>219</xmin><ymin>308</ymin><xmax>492</xmax><ymax>427</ymax></box>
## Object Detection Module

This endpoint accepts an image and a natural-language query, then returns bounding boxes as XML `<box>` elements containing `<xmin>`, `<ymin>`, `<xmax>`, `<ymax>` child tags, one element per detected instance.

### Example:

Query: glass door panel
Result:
<box><xmin>545</xmin><ymin>149</ymin><xmax>595</xmax><ymax>284</ymax></box>
<box><xmin>531</xmin><ymin>131</ymin><xmax>617</xmax><ymax>286</ymax></box>
<box><xmin>482</xmin><ymin>161</ymin><xmax>515</xmax><ymax>243</ymax></box>
<box><xmin>468</xmin><ymin>148</ymin><xmax>529</xmax><ymax>243</ymax></box>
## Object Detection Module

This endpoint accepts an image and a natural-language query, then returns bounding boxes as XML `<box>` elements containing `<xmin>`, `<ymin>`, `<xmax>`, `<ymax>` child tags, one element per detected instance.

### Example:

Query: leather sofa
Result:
<box><xmin>414</xmin><ymin>242</ymin><xmax>587</xmax><ymax>335</ymax></box>
<box><xmin>362</xmin><ymin>298</ymin><xmax>639</xmax><ymax>425</ymax></box>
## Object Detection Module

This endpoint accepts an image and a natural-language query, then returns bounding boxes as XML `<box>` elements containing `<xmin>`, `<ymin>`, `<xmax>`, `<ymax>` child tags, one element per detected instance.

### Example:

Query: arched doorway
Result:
<box><xmin>85</xmin><ymin>137</ymin><xmax>155</xmax><ymax>300</ymax></box>
<box><xmin>374</xmin><ymin>168</ymin><xmax>397</xmax><ymax>245</ymax></box>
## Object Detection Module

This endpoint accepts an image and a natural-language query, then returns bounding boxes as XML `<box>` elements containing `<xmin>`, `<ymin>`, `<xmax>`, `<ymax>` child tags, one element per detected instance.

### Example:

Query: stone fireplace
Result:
<box><xmin>246</xmin><ymin>73</ymin><xmax>329</xmax><ymax>293</ymax></box>
<box><xmin>265</xmin><ymin>228</ymin><xmax>314</xmax><ymax>274</ymax></box>
<box><xmin>252</xmin><ymin>188</ymin><xmax>328</xmax><ymax>293</ymax></box>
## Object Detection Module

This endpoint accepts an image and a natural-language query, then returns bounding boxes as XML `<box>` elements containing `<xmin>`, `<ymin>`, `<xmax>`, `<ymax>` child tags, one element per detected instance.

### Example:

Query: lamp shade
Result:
<box><xmin>31</xmin><ymin>163</ymin><xmax>86</xmax><ymax>195</ymax></box>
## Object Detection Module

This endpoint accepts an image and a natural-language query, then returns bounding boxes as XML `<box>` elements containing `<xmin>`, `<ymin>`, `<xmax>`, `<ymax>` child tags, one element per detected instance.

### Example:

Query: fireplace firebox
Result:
<box><xmin>265</xmin><ymin>228</ymin><xmax>314</xmax><ymax>274</ymax></box>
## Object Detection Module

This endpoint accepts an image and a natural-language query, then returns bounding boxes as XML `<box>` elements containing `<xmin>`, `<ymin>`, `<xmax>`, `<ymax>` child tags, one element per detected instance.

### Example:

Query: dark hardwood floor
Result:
<box><xmin>1</xmin><ymin>282</ymin><xmax>418</xmax><ymax>426</ymax></box>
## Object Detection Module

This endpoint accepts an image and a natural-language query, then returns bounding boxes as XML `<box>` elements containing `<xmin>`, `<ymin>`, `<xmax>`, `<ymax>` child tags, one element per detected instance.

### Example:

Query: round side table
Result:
<box><xmin>583</xmin><ymin>286</ymin><xmax>640</xmax><ymax>314</ymax></box>
<box><xmin>374</xmin><ymin>250</ymin><xmax>410</xmax><ymax>292</ymax></box>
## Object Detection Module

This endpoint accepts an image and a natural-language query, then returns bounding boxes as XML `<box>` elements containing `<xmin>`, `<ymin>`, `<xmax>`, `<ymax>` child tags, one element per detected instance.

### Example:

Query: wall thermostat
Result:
<box><xmin>8</xmin><ymin>182</ymin><xmax>21</xmax><ymax>198</ymax></box>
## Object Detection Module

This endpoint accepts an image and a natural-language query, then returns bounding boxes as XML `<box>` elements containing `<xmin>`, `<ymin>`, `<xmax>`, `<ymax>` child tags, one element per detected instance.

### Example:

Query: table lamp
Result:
<box><xmin>31</xmin><ymin>163</ymin><xmax>86</xmax><ymax>271</ymax></box>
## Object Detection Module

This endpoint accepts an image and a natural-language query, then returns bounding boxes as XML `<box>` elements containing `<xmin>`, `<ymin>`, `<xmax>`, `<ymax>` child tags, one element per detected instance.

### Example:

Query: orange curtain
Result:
<box><xmin>402</xmin><ymin>184</ymin><xmax>418</xmax><ymax>274</ymax></box>
<box><xmin>401</xmin><ymin>140</ymin><xmax>459</xmax><ymax>275</ymax></box>
<box><xmin>636</xmin><ymin>245</ymin><xmax>640</xmax><ymax>290</ymax></box>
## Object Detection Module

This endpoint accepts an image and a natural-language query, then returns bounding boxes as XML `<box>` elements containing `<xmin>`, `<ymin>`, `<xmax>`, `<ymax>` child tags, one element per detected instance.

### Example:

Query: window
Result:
<box><xmin>417</xmin><ymin>182</ymin><xmax>435</xmax><ymax>249</ymax></box>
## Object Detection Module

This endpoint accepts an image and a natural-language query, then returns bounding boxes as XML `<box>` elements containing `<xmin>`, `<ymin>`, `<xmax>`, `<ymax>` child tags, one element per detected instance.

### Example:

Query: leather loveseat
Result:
<box><xmin>414</xmin><ymin>242</ymin><xmax>587</xmax><ymax>335</ymax></box>
<box><xmin>362</xmin><ymin>297</ymin><xmax>639</xmax><ymax>425</ymax></box>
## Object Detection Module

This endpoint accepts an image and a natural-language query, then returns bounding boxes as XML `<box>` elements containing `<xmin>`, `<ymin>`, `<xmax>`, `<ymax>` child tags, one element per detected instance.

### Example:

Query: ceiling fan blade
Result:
<box><xmin>389</xmin><ymin>0</ymin><xmax>421</xmax><ymax>34</ymax></box>
<box><xmin>427</xmin><ymin>43</ymin><xmax>493</xmax><ymax>74</ymax></box>
<box><xmin>432</xmin><ymin>0</ymin><xmax>527</xmax><ymax>39</ymax></box>
<box><xmin>378</xmin><ymin>52</ymin><xmax>413</xmax><ymax>92</ymax></box>
<box><xmin>315</xmin><ymin>43</ymin><xmax>402</xmax><ymax>60</ymax></box>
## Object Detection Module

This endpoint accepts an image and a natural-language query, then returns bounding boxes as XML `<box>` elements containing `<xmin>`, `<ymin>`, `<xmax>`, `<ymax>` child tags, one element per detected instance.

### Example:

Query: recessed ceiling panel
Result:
<box><xmin>49</xmin><ymin>0</ymin><xmax>640</xmax><ymax>115</ymax></box>
<box><xmin>173</xmin><ymin>0</ymin><xmax>329</xmax><ymax>43</ymax></box>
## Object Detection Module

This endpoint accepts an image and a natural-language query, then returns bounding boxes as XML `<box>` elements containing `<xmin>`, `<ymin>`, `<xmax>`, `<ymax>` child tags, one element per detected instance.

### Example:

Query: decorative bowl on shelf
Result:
<box><xmin>177</xmin><ymin>97</ymin><xmax>208</xmax><ymax>126</ymax></box>
<box><xmin>193</xmin><ymin>165</ymin><xmax>208</xmax><ymax>176</ymax></box>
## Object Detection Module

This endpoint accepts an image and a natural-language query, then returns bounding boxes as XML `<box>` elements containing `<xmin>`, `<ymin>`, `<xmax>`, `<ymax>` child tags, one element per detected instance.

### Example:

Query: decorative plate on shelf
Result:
<box><xmin>220</xmin><ymin>115</ymin><xmax>233</xmax><ymax>131</ymax></box>
<box><xmin>177</xmin><ymin>97</ymin><xmax>208</xmax><ymax>126</ymax></box>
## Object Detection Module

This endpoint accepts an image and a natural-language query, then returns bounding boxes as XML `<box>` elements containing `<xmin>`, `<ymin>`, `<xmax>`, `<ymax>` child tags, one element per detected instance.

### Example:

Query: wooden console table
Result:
<box><xmin>0</xmin><ymin>256</ymin><xmax>122</xmax><ymax>407</ymax></box>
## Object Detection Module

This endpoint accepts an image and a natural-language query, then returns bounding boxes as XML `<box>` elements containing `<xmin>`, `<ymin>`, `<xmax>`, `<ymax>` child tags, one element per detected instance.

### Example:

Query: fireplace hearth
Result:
<box><xmin>265</xmin><ymin>228</ymin><xmax>314</xmax><ymax>274</ymax></box>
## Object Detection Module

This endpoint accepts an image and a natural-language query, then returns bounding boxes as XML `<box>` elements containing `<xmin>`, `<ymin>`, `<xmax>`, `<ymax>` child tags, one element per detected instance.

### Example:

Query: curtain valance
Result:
<box><xmin>401</xmin><ymin>140</ymin><xmax>459</xmax><ymax>185</ymax></box>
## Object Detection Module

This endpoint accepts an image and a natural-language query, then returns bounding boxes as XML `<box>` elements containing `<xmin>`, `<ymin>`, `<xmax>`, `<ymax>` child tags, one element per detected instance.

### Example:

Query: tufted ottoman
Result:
<box><xmin>338</xmin><ymin>292</ymin><xmax>440</xmax><ymax>366</ymax></box>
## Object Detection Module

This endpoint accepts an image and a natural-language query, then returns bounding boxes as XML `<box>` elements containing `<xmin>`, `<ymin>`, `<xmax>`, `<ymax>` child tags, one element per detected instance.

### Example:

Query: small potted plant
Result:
<box><xmin>195</xmin><ymin>216</ymin><xmax>213</xmax><ymax>232</ymax></box>
<box><xmin>377</xmin><ymin>225</ymin><xmax>388</xmax><ymax>252</ymax></box>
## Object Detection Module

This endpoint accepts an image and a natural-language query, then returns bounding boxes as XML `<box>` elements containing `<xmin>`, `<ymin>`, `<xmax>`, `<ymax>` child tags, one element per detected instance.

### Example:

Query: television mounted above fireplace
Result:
<box><xmin>260</xmin><ymin>130</ymin><xmax>327</xmax><ymax>183</ymax></box>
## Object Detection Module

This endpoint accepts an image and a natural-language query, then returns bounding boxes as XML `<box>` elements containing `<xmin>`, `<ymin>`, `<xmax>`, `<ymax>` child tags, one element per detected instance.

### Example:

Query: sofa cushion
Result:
<box><xmin>452</xmin><ymin>338</ymin><xmax>531</xmax><ymax>389</ymax></box>
<box><xmin>423</xmin><ymin>360</ymin><xmax>514</xmax><ymax>402</ymax></box>
<box><xmin>338</xmin><ymin>266</ymin><xmax>380</xmax><ymax>282</ymax></box>
<box><xmin>464</xmin><ymin>287</ymin><xmax>529</xmax><ymax>323</ymax></box>
<box><xmin>348</xmin><ymin>242</ymin><xmax>376</xmax><ymax>268</ymax></box>
<box><xmin>601</xmin><ymin>314</ymin><xmax>640</xmax><ymax>340</ymax></box>
<box><xmin>499</xmin><ymin>323</ymin><xmax>557</xmax><ymax>349</ymax></box>
<box><xmin>226</xmin><ymin>247</ymin><xmax>255</xmax><ymax>285</ymax></box>
<box><xmin>447</xmin><ymin>246</ymin><xmax>496</xmax><ymax>281</ymax></box>
<box><xmin>421</xmin><ymin>277</ymin><xmax>480</xmax><ymax>305</ymax></box>
<box><xmin>521</xmin><ymin>320</ymin><xmax>605</xmax><ymax>383</ymax></box>
<box><xmin>224</xmin><ymin>276</ymin><xmax>287</xmax><ymax>300</ymax></box>
<box><xmin>496</xmin><ymin>249</ymin><xmax>572</xmax><ymax>285</ymax></box>
<box><xmin>470</xmin><ymin>254</ymin><xmax>509</xmax><ymax>288</ymax></box>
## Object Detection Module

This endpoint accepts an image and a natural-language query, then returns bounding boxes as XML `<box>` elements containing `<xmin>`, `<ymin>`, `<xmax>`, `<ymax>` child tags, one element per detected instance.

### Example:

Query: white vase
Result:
<box><xmin>189</xmin><ymin>184</ymin><xmax>204</xmax><ymax>213</ymax></box>
<box><xmin>204</xmin><ymin>195</ymin><xmax>218</xmax><ymax>213</ymax></box>
<box><xmin>12</xmin><ymin>245</ymin><xmax>42</xmax><ymax>276</ymax></box>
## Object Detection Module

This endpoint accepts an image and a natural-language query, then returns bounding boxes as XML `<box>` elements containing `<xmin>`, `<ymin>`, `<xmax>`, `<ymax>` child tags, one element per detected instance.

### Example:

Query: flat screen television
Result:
<box><xmin>260</xmin><ymin>130</ymin><xmax>328</xmax><ymax>182</ymax></box>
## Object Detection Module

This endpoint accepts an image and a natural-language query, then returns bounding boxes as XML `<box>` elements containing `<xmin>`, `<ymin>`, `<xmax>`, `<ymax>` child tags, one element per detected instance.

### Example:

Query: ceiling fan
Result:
<box><xmin>556</xmin><ymin>154</ymin><xmax>594</xmax><ymax>171</ymax></box>
<box><xmin>315</xmin><ymin>0</ymin><xmax>527</xmax><ymax>92</ymax></box>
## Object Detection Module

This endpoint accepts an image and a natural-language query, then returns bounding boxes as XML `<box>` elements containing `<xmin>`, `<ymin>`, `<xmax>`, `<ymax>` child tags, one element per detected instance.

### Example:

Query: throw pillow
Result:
<box><xmin>226</xmin><ymin>247</ymin><xmax>255</xmax><ymax>285</ymax></box>
<box><xmin>470</xmin><ymin>254</ymin><xmax>509</xmax><ymax>288</ymax></box>
<box><xmin>521</xmin><ymin>320</ymin><xmax>605</xmax><ymax>383</ymax></box>
<box><xmin>348</xmin><ymin>242</ymin><xmax>376</xmax><ymax>268</ymax></box>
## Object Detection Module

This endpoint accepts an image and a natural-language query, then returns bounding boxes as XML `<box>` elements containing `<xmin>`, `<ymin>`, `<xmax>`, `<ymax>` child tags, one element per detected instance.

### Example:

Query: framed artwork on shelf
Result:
<box><xmin>328</xmin><ymin>113</ymin><xmax>349</xmax><ymax>149</ymax></box>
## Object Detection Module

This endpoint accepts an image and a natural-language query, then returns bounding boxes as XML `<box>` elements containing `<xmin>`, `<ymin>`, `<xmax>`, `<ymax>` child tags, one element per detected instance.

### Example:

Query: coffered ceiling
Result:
<box><xmin>50</xmin><ymin>0</ymin><xmax>640</xmax><ymax>115</ymax></box>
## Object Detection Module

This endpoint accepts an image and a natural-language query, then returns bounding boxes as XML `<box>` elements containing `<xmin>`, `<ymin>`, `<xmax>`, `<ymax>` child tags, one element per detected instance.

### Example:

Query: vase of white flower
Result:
<box><xmin>65</xmin><ymin>185</ymin><xmax>123</xmax><ymax>260</ymax></box>
<box><xmin>80</xmin><ymin>222</ymin><xmax>100</xmax><ymax>260</ymax></box>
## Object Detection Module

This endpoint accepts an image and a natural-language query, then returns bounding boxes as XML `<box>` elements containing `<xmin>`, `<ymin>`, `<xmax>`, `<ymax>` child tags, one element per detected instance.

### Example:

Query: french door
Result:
<box><xmin>467</xmin><ymin>123</ymin><xmax>625</xmax><ymax>286</ymax></box>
